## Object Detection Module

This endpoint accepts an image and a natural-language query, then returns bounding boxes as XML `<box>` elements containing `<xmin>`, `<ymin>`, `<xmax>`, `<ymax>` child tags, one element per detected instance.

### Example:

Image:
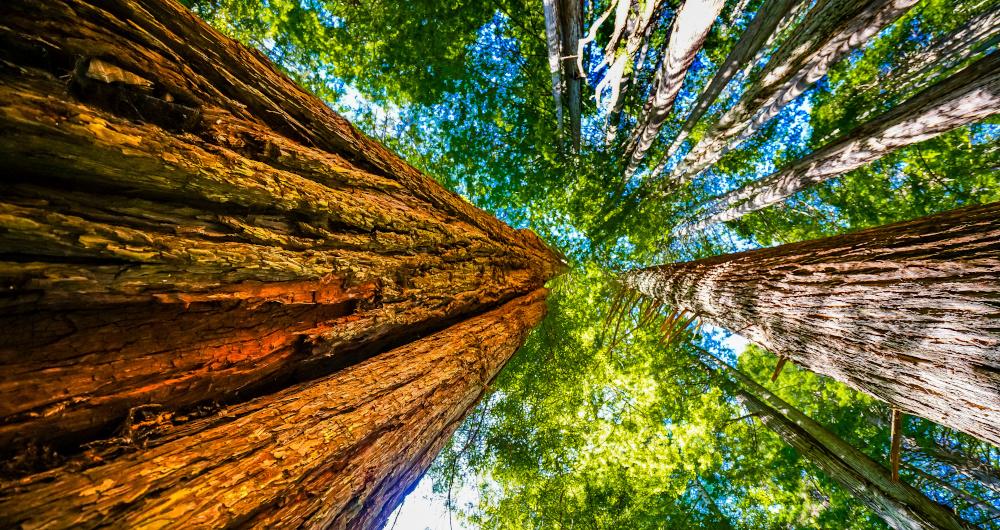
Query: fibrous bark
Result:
<box><xmin>625</xmin><ymin>202</ymin><xmax>1000</xmax><ymax>446</ymax></box>
<box><xmin>0</xmin><ymin>290</ymin><xmax>549</xmax><ymax>529</ymax></box>
<box><xmin>0</xmin><ymin>0</ymin><xmax>563</xmax><ymax>455</ymax></box>
<box><xmin>696</xmin><ymin>350</ymin><xmax>969</xmax><ymax>530</ymax></box>
<box><xmin>659</xmin><ymin>0</ymin><xmax>920</xmax><ymax>189</ymax></box>
<box><xmin>622</xmin><ymin>0</ymin><xmax>725</xmax><ymax>179</ymax></box>
<box><xmin>677</xmin><ymin>51</ymin><xmax>1000</xmax><ymax>234</ymax></box>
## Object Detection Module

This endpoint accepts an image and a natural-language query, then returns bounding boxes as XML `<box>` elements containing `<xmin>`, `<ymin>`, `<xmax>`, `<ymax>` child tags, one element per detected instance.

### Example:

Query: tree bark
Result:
<box><xmin>0</xmin><ymin>290</ymin><xmax>549</xmax><ymax>530</ymax></box>
<box><xmin>560</xmin><ymin>0</ymin><xmax>584</xmax><ymax>151</ymax></box>
<box><xmin>622</xmin><ymin>0</ymin><xmax>725</xmax><ymax>179</ymax></box>
<box><xmin>0</xmin><ymin>0</ymin><xmax>563</xmax><ymax>453</ymax></box>
<box><xmin>543</xmin><ymin>0</ymin><xmax>564</xmax><ymax>130</ymax></box>
<box><xmin>697</xmin><ymin>351</ymin><xmax>970</xmax><ymax>530</ymax></box>
<box><xmin>660</xmin><ymin>0</ymin><xmax>920</xmax><ymax>188</ymax></box>
<box><xmin>677</xmin><ymin>51</ymin><xmax>1000</xmax><ymax>234</ymax></box>
<box><xmin>661</xmin><ymin>0</ymin><xmax>804</xmax><ymax>161</ymax></box>
<box><xmin>625</xmin><ymin>201</ymin><xmax>1000</xmax><ymax>446</ymax></box>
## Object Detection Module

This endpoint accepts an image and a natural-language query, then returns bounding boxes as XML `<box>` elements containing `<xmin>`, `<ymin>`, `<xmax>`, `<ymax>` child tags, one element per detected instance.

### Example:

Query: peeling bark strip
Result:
<box><xmin>625</xmin><ymin>202</ymin><xmax>1000</xmax><ymax>446</ymax></box>
<box><xmin>0</xmin><ymin>0</ymin><xmax>563</xmax><ymax>449</ymax></box>
<box><xmin>0</xmin><ymin>290</ymin><xmax>549</xmax><ymax>530</ymax></box>
<box><xmin>662</xmin><ymin>0</ymin><xmax>920</xmax><ymax>188</ymax></box>
<box><xmin>622</xmin><ymin>0</ymin><xmax>725</xmax><ymax>180</ymax></box>
<box><xmin>677</xmin><ymin>51</ymin><xmax>1000</xmax><ymax>234</ymax></box>
<box><xmin>698</xmin><ymin>353</ymin><xmax>969</xmax><ymax>530</ymax></box>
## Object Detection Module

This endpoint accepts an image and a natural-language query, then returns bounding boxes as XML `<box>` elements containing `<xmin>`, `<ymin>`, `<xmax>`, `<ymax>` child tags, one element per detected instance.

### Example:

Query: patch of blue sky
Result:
<box><xmin>971</xmin><ymin>122</ymin><xmax>1000</xmax><ymax>145</ymax></box>
<box><xmin>298</xmin><ymin>0</ymin><xmax>343</xmax><ymax>28</ymax></box>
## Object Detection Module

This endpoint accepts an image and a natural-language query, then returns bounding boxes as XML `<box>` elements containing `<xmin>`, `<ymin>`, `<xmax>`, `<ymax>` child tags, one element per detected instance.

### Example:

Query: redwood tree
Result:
<box><xmin>0</xmin><ymin>0</ymin><xmax>563</xmax><ymax>526</ymax></box>
<box><xmin>624</xmin><ymin>201</ymin><xmax>1000</xmax><ymax>446</ymax></box>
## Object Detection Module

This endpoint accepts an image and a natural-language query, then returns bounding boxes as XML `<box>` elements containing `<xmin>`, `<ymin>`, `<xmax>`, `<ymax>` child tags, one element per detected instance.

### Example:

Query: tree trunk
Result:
<box><xmin>543</xmin><ymin>0</ymin><xmax>564</xmax><ymax>130</ymax></box>
<box><xmin>696</xmin><ymin>351</ymin><xmax>970</xmax><ymax>530</ymax></box>
<box><xmin>560</xmin><ymin>0</ymin><xmax>584</xmax><ymax>151</ymax></box>
<box><xmin>661</xmin><ymin>0</ymin><xmax>919</xmax><ymax>188</ymax></box>
<box><xmin>813</xmin><ymin>4</ymin><xmax>1000</xmax><ymax>146</ymax></box>
<box><xmin>0</xmin><ymin>0</ymin><xmax>563</xmax><ymax>457</ymax></box>
<box><xmin>661</xmin><ymin>0</ymin><xmax>804</xmax><ymax>161</ymax></box>
<box><xmin>677</xmin><ymin>51</ymin><xmax>1000</xmax><ymax>234</ymax></box>
<box><xmin>905</xmin><ymin>436</ymin><xmax>1000</xmax><ymax>497</ymax></box>
<box><xmin>623</xmin><ymin>0</ymin><xmax>725</xmax><ymax>179</ymax></box>
<box><xmin>624</xmin><ymin>201</ymin><xmax>1000</xmax><ymax>446</ymax></box>
<box><xmin>0</xmin><ymin>290</ymin><xmax>549</xmax><ymax>530</ymax></box>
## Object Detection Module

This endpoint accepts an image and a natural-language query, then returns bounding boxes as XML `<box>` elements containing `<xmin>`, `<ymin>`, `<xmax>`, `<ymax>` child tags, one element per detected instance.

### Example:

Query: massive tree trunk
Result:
<box><xmin>622</xmin><ymin>0</ymin><xmax>725</xmax><ymax>179</ymax></box>
<box><xmin>624</xmin><ymin>202</ymin><xmax>1000</xmax><ymax>446</ymax></box>
<box><xmin>661</xmin><ymin>0</ymin><xmax>804</xmax><ymax>161</ymax></box>
<box><xmin>0</xmin><ymin>0</ymin><xmax>561</xmax><ymax>497</ymax></box>
<box><xmin>696</xmin><ymin>350</ymin><xmax>969</xmax><ymax>530</ymax></box>
<box><xmin>560</xmin><ymin>0</ymin><xmax>584</xmax><ymax>151</ymax></box>
<box><xmin>659</xmin><ymin>0</ymin><xmax>919</xmax><ymax>189</ymax></box>
<box><xmin>0</xmin><ymin>290</ymin><xmax>549</xmax><ymax>529</ymax></box>
<box><xmin>677</xmin><ymin>51</ymin><xmax>1000</xmax><ymax>234</ymax></box>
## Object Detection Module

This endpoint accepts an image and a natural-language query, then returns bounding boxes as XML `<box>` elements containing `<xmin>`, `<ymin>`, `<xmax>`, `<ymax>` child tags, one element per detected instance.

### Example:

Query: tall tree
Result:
<box><xmin>676</xmin><ymin>51</ymin><xmax>1000</xmax><ymax>234</ymax></box>
<box><xmin>622</xmin><ymin>0</ymin><xmax>726</xmax><ymax>179</ymax></box>
<box><xmin>561</xmin><ymin>0</ymin><xmax>584</xmax><ymax>150</ymax></box>
<box><xmin>695</xmin><ymin>349</ymin><xmax>969</xmax><ymax>530</ymax></box>
<box><xmin>657</xmin><ymin>0</ymin><xmax>920</xmax><ymax>189</ymax></box>
<box><xmin>623</xmin><ymin>201</ymin><xmax>1000</xmax><ymax>446</ymax></box>
<box><xmin>0</xmin><ymin>1</ymin><xmax>563</xmax><ymax>525</ymax></box>
<box><xmin>661</xmin><ymin>0</ymin><xmax>804</xmax><ymax>161</ymax></box>
<box><xmin>0</xmin><ymin>290</ymin><xmax>549</xmax><ymax>529</ymax></box>
<box><xmin>543</xmin><ymin>0</ymin><xmax>564</xmax><ymax>129</ymax></box>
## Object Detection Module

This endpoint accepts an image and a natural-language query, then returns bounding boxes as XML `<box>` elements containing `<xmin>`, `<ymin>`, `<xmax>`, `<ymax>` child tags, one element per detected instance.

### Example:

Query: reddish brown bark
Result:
<box><xmin>0</xmin><ymin>0</ymin><xmax>563</xmax><ymax>454</ymax></box>
<box><xmin>625</xmin><ymin>202</ymin><xmax>1000</xmax><ymax>446</ymax></box>
<box><xmin>0</xmin><ymin>290</ymin><xmax>549</xmax><ymax>529</ymax></box>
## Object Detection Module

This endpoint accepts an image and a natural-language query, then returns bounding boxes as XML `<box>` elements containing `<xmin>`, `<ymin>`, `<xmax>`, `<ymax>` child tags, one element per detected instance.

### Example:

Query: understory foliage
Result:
<box><xmin>190</xmin><ymin>0</ymin><xmax>999</xmax><ymax>527</ymax></box>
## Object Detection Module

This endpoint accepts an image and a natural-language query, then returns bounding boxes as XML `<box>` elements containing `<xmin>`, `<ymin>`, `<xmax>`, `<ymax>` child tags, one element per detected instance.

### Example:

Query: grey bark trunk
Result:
<box><xmin>677</xmin><ymin>51</ymin><xmax>1000</xmax><ymax>234</ymax></box>
<box><xmin>697</xmin><ymin>350</ymin><xmax>969</xmax><ymax>530</ymax></box>
<box><xmin>661</xmin><ymin>0</ymin><xmax>804</xmax><ymax>161</ymax></box>
<box><xmin>543</xmin><ymin>0</ymin><xmax>564</xmax><ymax>129</ymax></box>
<box><xmin>560</xmin><ymin>0</ymin><xmax>583</xmax><ymax>151</ymax></box>
<box><xmin>625</xmin><ymin>201</ymin><xmax>1000</xmax><ymax>446</ymax></box>
<box><xmin>660</xmin><ymin>0</ymin><xmax>920</xmax><ymax>189</ymax></box>
<box><xmin>623</xmin><ymin>0</ymin><xmax>725</xmax><ymax>179</ymax></box>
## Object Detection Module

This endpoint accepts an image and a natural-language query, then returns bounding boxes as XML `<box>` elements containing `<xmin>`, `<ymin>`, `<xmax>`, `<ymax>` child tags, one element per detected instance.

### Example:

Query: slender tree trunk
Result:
<box><xmin>903</xmin><ymin>463</ymin><xmax>1000</xmax><ymax>521</ymax></box>
<box><xmin>696</xmin><ymin>353</ymin><xmax>970</xmax><ymax>530</ymax></box>
<box><xmin>625</xmin><ymin>202</ymin><xmax>1000</xmax><ymax>446</ymax></box>
<box><xmin>905</xmin><ymin>436</ymin><xmax>1000</xmax><ymax>497</ymax></box>
<box><xmin>660</xmin><ymin>0</ymin><xmax>920</xmax><ymax>189</ymax></box>
<box><xmin>622</xmin><ymin>0</ymin><xmax>725</xmax><ymax>179</ymax></box>
<box><xmin>677</xmin><ymin>51</ymin><xmax>1000</xmax><ymax>234</ymax></box>
<box><xmin>813</xmin><ymin>4</ymin><xmax>1000</xmax><ymax>145</ymax></box>
<box><xmin>560</xmin><ymin>0</ymin><xmax>584</xmax><ymax>151</ymax></box>
<box><xmin>543</xmin><ymin>0</ymin><xmax>564</xmax><ymax>130</ymax></box>
<box><xmin>661</xmin><ymin>0</ymin><xmax>804</xmax><ymax>161</ymax></box>
<box><xmin>0</xmin><ymin>290</ymin><xmax>549</xmax><ymax>530</ymax></box>
<box><xmin>0</xmin><ymin>0</ymin><xmax>563</xmax><ymax>456</ymax></box>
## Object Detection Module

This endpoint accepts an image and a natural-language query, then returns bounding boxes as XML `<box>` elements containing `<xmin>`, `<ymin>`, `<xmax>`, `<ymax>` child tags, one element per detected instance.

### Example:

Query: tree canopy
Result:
<box><xmin>188</xmin><ymin>0</ymin><xmax>999</xmax><ymax>526</ymax></box>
